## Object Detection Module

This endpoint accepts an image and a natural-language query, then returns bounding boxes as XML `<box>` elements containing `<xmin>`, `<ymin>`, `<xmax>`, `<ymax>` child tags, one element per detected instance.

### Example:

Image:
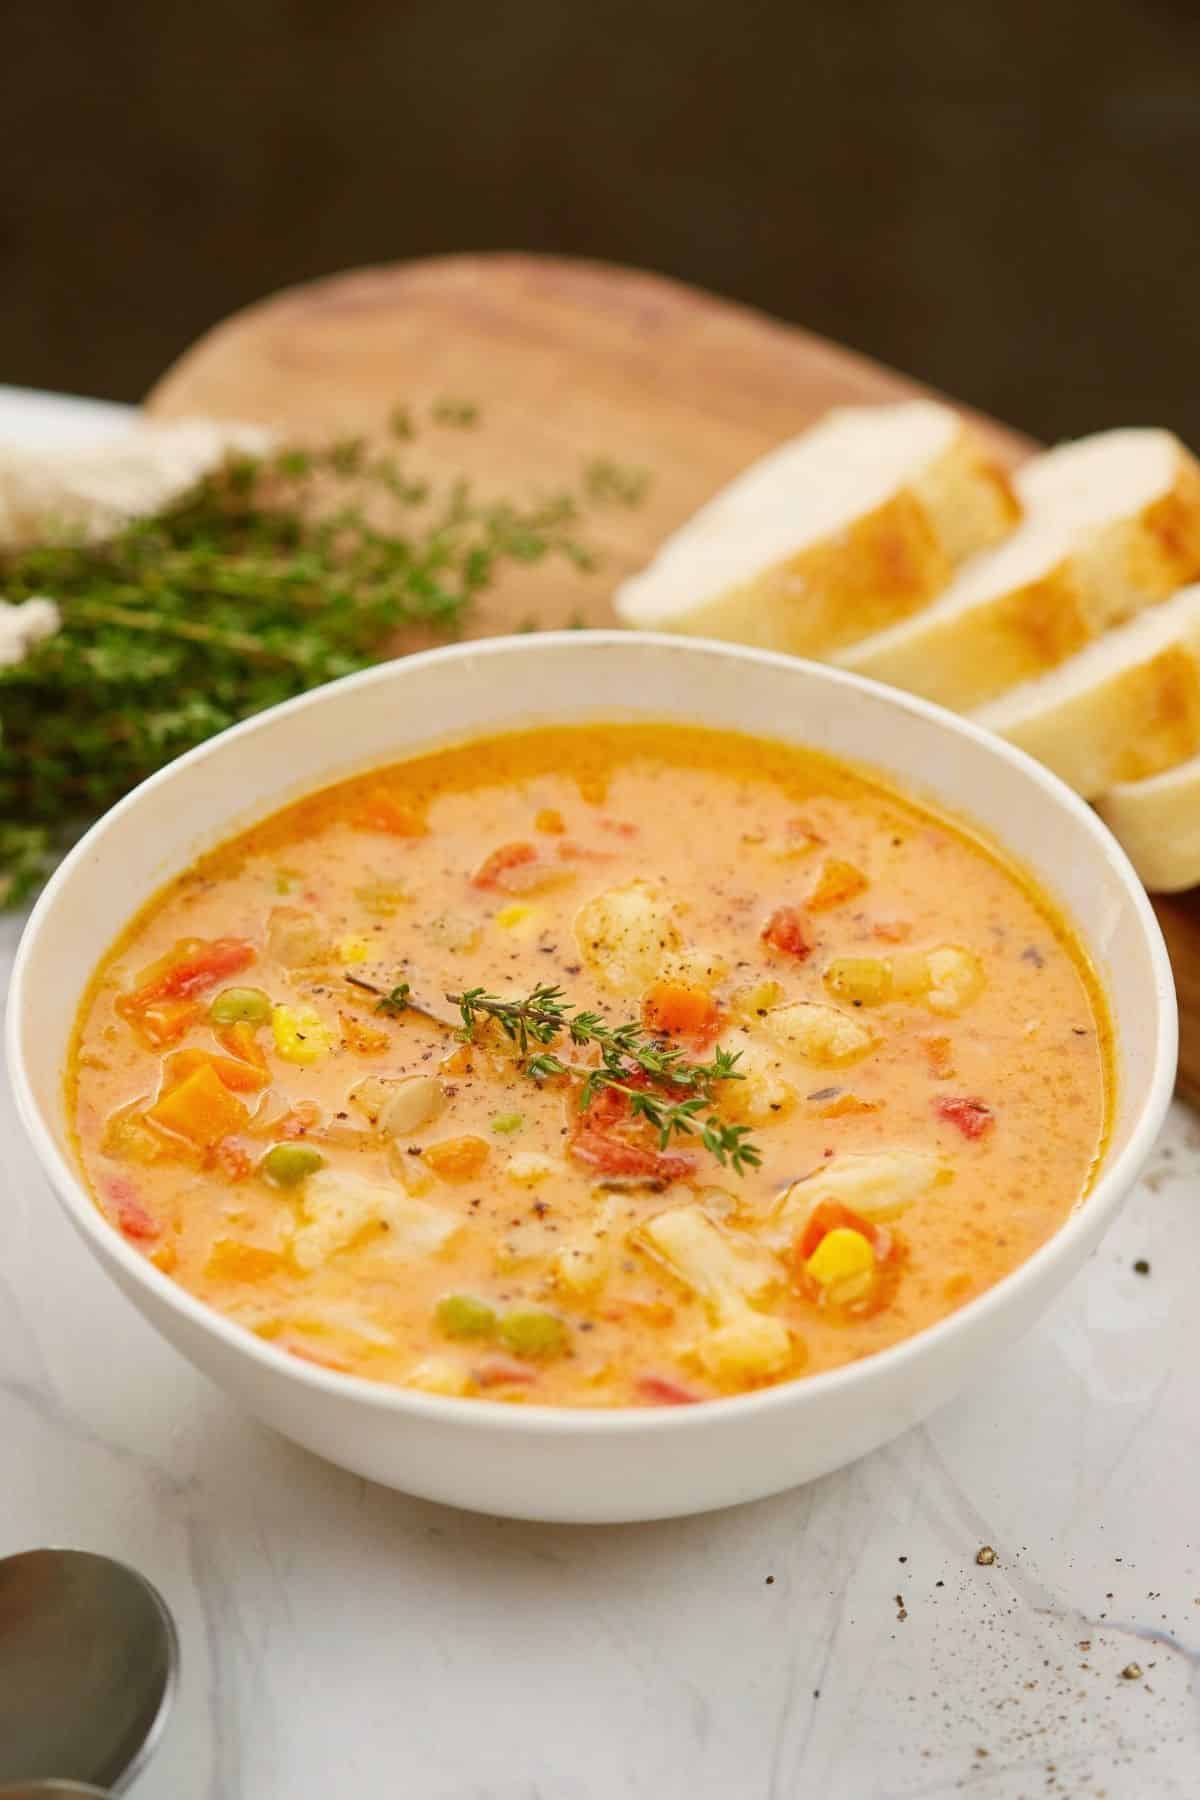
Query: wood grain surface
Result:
<box><xmin>147</xmin><ymin>252</ymin><xmax>1197</xmax><ymax>1100</ymax></box>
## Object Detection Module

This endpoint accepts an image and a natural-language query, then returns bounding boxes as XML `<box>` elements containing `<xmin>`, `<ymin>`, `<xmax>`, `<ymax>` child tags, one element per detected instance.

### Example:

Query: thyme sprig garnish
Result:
<box><xmin>0</xmin><ymin>405</ymin><xmax>650</xmax><ymax>905</ymax></box>
<box><xmin>450</xmin><ymin>983</ymin><xmax>761</xmax><ymax>1175</ymax></box>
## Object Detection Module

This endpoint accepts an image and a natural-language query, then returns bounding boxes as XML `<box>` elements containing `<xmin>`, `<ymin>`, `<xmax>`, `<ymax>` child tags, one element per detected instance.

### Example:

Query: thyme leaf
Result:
<box><xmin>0</xmin><ymin>415</ymin><xmax>648</xmax><ymax>904</ymax></box>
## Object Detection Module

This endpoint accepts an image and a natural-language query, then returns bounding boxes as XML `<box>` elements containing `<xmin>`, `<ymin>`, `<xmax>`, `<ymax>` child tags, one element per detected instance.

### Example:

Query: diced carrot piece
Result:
<box><xmin>807</xmin><ymin>858</ymin><xmax>868</xmax><ymax>911</ymax></box>
<box><xmin>216</xmin><ymin>1021</ymin><xmax>269</xmax><ymax>1071</ymax></box>
<box><xmin>535</xmin><ymin>808</ymin><xmax>566</xmax><ymax>834</ymax></box>
<box><xmin>206</xmin><ymin>1239</ymin><xmax>288</xmax><ymax>1282</ymax></box>
<box><xmin>135</xmin><ymin>997</ymin><xmax>200</xmax><ymax>1047</ymax></box>
<box><xmin>149</xmin><ymin>1242</ymin><xmax>177</xmax><ymax>1273</ymax></box>
<box><xmin>471</xmin><ymin>842</ymin><xmax>538</xmax><ymax>890</ymax></box>
<box><xmin>120</xmin><ymin>938</ymin><xmax>256</xmax><ymax>1016</ymax></box>
<box><xmin>338</xmin><ymin>1011</ymin><xmax>391</xmax><ymax>1056</ymax></box>
<box><xmin>819</xmin><ymin>1094</ymin><xmax>881</xmax><ymax>1118</ymax></box>
<box><xmin>637</xmin><ymin>1373</ymin><xmax>700</xmax><ymax>1406</ymax></box>
<box><xmin>792</xmin><ymin>1200</ymin><xmax>906</xmax><ymax>1315</ymax></box>
<box><xmin>934</xmin><ymin>1095</ymin><xmax>995</xmax><ymax>1139</ymax></box>
<box><xmin>761</xmin><ymin>905</ymin><xmax>812</xmax><ymax>960</ymax></box>
<box><xmin>423</xmin><ymin>1135</ymin><xmax>491</xmax><ymax>1181</ymax></box>
<box><xmin>163</xmin><ymin>1048</ymin><xmax>268</xmax><ymax>1094</ymax></box>
<box><xmin>352</xmin><ymin>788</ymin><xmax>426</xmax><ymax>836</ymax></box>
<box><xmin>796</xmin><ymin>1200</ymin><xmax>882</xmax><ymax>1262</ymax></box>
<box><xmin>641</xmin><ymin>981</ymin><xmax>722</xmax><ymax>1043</ymax></box>
<box><xmin>147</xmin><ymin>1063</ymin><xmax>249</xmax><ymax>1148</ymax></box>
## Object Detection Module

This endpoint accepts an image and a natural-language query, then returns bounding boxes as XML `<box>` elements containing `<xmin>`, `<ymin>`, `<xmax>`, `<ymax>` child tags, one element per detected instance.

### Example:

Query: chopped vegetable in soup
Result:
<box><xmin>69</xmin><ymin>725</ymin><xmax>1111</xmax><ymax>1407</ymax></box>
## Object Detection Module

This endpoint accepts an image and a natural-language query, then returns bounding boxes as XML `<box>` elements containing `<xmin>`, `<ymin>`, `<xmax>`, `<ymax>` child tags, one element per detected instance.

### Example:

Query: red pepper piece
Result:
<box><xmin>569</xmin><ymin>1129</ymin><xmax>697</xmax><ymax>1184</ymax></box>
<box><xmin>637</xmin><ymin>1374</ymin><xmax>700</xmax><ymax>1406</ymax></box>
<box><xmin>761</xmin><ymin>905</ymin><xmax>812</xmax><ymax>960</ymax></box>
<box><xmin>934</xmin><ymin>1095</ymin><xmax>995</xmax><ymax>1140</ymax></box>
<box><xmin>475</xmin><ymin>1357</ymin><xmax>538</xmax><ymax>1387</ymax></box>
<box><xmin>123</xmin><ymin>937</ymin><xmax>255</xmax><ymax>1014</ymax></box>
<box><xmin>107</xmin><ymin>1176</ymin><xmax>161</xmax><ymax>1242</ymax></box>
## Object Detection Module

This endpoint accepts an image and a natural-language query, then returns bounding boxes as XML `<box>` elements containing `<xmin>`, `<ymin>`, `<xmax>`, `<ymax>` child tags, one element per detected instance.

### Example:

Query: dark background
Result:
<box><xmin>7</xmin><ymin>0</ymin><xmax>1200</xmax><ymax>443</ymax></box>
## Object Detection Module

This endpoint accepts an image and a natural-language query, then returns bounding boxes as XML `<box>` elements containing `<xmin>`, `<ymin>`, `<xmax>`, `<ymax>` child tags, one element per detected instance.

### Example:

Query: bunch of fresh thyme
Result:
<box><xmin>0</xmin><ymin>406</ymin><xmax>645</xmax><ymax>904</ymax></box>
<box><xmin>453</xmin><ymin>982</ymin><xmax>760</xmax><ymax>1174</ymax></box>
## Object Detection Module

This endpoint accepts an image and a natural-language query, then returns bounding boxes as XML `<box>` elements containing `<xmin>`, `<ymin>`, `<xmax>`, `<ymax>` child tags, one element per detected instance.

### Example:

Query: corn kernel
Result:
<box><xmin>271</xmin><ymin>1004</ymin><xmax>332</xmax><ymax>1065</ymax></box>
<box><xmin>805</xmin><ymin>1226</ymin><xmax>876</xmax><ymax>1302</ymax></box>
<box><xmin>496</xmin><ymin>902</ymin><xmax>538</xmax><ymax>933</ymax></box>
<box><xmin>334</xmin><ymin>935</ymin><xmax>371</xmax><ymax>965</ymax></box>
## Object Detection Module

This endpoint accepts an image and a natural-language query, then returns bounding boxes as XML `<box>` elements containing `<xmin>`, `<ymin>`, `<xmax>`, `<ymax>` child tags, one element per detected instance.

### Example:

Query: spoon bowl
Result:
<box><xmin>0</xmin><ymin>1786</ymin><xmax>114</xmax><ymax>1797</ymax></box>
<box><xmin>0</xmin><ymin>1550</ymin><xmax>177</xmax><ymax>1792</ymax></box>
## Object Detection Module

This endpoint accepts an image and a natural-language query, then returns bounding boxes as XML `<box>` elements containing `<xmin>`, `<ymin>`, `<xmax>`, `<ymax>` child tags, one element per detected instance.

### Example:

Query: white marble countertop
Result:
<box><xmin>2</xmin><ymin>387</ymin><xmax>1198</xmax><ymax>1800</ymax></box>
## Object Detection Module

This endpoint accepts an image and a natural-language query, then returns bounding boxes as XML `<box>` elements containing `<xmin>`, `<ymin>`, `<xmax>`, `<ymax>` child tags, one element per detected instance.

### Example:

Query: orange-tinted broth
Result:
<box><xmin>70</xmin><ymin>724</ymin><xmax>1111</xmax><ymax>1407</ymax></box>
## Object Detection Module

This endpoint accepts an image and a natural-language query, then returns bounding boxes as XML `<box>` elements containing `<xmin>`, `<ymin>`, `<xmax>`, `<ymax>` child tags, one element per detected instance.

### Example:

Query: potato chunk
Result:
<box><xmin>292</xmin><ymin>1169</ymin><xmax>459</xmax><ymax>1271</ymax></box>
<box><xmin>696</xmin><ymin>1312</ymin><xmax>792</xmax><ymax>1382</ymax></box>
<box><xmin>776</xmin><ymin>1149</ymin><xmax>948</xmax><ymax>1234</ymax></box>
<box><xmin>890</xmin><ymin>944</ymin><xmax>984</xmax><ymax>1015</ymax></box>
<box><xmin>714</xmin><ymin>1028</ymin><xmax>796</xmax><ymax>1123</ymax></box>
<box><xmin>763</xmin><ymin>1000</ymin><xmax>878</xmax><ymax>1067</ymax></box>
<box><xmin>574</xmin><ymin>879</ymin><xmax>682</xmax><ymax>993</ymax></box>
<box><xmin>266</xmin><ymin>905</ymin><xmax>328</xmax><ymax>967</ymax></box>
<box><xmin>638</xmin><ymin>1204</ymin><xmax>790</xmax><ymax>1381</ymax></box>
<box><xmin>638</xmin><ymin>1203</ymin><xmax>775</xmax><ymax>1304</ymax></box>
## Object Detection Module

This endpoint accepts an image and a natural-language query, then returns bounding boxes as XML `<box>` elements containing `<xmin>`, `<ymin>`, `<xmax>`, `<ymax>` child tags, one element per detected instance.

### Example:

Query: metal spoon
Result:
<box><xmin>0</xmin><ymin>1549</ymin><xmax>178</xmax><ymax>1793</ymax></box>
<box><xmin>0</xmin><ymin>1785</ymin><xmax>114</xmax><ymax>1797</ymax></box>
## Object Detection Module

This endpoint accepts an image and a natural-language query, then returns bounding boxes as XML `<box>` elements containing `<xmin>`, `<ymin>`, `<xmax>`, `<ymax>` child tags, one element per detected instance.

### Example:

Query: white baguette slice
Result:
<box><xmin>614</xmin><ymin>401</ymin><xmax>1018</xmax><ymax>656</ymax></box>
<box><xmin>0</xmin><ymin>418</ymin><xmax>272</xmax><ymax>549</ymax></box>
<box><xmin>974</xmin><ymin>581</ymin><xmax>1200</xmax><ymax>798</ymax></box>
<box><xmin>838</xmin><ymin>429</ymin><xmax>1200</xmax><ymax>711</ymax></box>
<box><xmin>1096</xmin><ymin>756</ymin><xmax>1200</xmax><ymax>891</ymax></box>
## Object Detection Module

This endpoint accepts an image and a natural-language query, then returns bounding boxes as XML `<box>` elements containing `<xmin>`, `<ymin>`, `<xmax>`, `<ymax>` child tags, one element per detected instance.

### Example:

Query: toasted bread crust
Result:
<box><xmin>619</xmin><ymin>427</ymin><xmax>1018</xmax><ymax>657</ymax></box>
<box><xmin>845</xmin><ymin>445</ymin><xmax>1200</xmax><ymax>710</ymax></box>
<box><xmin>997</xmin><ymin>641</ymin><xmax>1200</xmax><ymax>797</ymax></box>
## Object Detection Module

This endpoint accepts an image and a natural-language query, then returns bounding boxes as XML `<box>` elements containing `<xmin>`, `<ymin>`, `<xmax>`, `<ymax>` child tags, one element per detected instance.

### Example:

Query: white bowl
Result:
<box><xmin>7</xmin><ymin>634</ymin><xmax>1177</xmax><ymax>1523</ymax></box>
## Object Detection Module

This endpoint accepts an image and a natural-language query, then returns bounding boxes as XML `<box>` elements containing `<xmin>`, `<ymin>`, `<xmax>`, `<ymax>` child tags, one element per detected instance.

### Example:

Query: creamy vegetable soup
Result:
<box><xmin>70</xmin><ymin>724</ymin><xmax>1111</xmax><ymax>1407</ymax></box>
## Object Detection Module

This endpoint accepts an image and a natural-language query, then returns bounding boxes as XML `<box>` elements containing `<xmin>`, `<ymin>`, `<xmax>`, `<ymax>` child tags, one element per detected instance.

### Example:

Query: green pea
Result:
<box><xmin>210</xmin><ymin>986</ymin><xmax>272</xmax><ymax>1026</ymax></box>
<box><xmin>490</xmin><ymin>1111</ymin><xmax>525</xmax><ymax>1136</ymax></box>
<box><xmin>499</xmin><ymin>1308</ymin><xmax>568</xmax><ymax>1360</ymax></box>
<box><xmin>436</xmin><ymin>1294</ymin><xmax>497</xmax><ymax>1340</ymax></box>
<box><xmin>260</xmin><ymin>1143</ymin><xmax>325</xmax><ymax>1188</ymax></box>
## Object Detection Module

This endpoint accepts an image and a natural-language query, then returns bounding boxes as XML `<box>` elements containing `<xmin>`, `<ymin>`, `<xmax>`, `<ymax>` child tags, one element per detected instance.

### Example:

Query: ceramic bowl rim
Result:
<box><xmin>7</xmin><ymin>631</ymin><xmax>1178</xmax><ymax>1439</ymax></box>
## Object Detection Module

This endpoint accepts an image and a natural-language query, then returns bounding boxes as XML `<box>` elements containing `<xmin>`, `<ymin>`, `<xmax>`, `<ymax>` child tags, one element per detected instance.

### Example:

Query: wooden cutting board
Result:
<box><xmin>147</xmin><ymin>252</ymin><xmax>1200</xmax><ymax>1101</ymax></box>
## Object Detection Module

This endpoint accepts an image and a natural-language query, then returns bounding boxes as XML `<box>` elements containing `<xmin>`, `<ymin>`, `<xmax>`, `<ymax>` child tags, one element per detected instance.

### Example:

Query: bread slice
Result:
<box><xmin>1096</xmin><ymin>756</ymin><xmax>1200</xmax><ymax>891</ymax></box>
<box><xmin>0</xmin><ymin>419</ymin><xmax>272</xmax><ymax>549</ymax></box>
<box><xmin>614</xmin><ymin>401</ymin><xmax>1018</xmax><ymax>656</ymax></box>
<box><xmin>974</xmin><ymin>582</ymin><xmax>1200</xmax><ymax>797</ymax></box>
<box><xmin>838</xmin><ymin>429</ymin><xmax>1200</xmax><ymax>710</ymax></box>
